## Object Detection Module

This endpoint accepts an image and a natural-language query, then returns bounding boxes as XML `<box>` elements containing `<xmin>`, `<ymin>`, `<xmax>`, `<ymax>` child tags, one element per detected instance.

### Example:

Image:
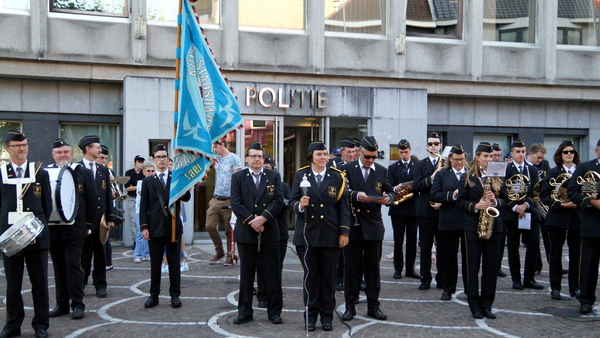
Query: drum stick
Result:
<box><xmin>19</xmin><ymin>161</ymin><xmax>43</xmax><ymax>200</ymax></box>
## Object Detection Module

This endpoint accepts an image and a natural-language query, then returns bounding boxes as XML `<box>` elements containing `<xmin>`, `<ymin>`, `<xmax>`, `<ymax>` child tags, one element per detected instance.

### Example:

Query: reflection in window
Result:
<box><xmin>50</xmin><ymin>0</ymin><xmax>127</xmax><ymax>17</ymax></box>
<box><xmin>557</xmin><ymin>0</ymin><xmax>600</xmax><ymax>46</ymax></box>
<box><xmin>483</xmin><ymin>0</ymin><xmax>536</xmax><ymax>43</ymax></box>
<box><xmin>325</xmin><ymin>0</ymin><xmax>386</xmax><ymax>34</ymax></box>
<box><xmin>148</xmin><ymin>0</ymin><xmax>219</xmax><ymax>24</ymax></box>
<box><xmin>0</xmin><ymin>121</ymin><xmax>22</xmax><ymax>163</ymax></box>
<box><xmin>239</xmin><ymin>0</ymin><xmax>304</xmax><ymax>30</ymax></box>
<box><xmin>406</xmin><ymin>0</ymin><xmax>462</xmax><ymax>38</ymax></box>
<box><xmin>1</xmin><ymin>0</ymin><xmax>29</xmax><ymax>11</ymax></box>
<box><xmin>60</xmin><ymin>123</ymin><xmax>120</xmax><ymax>173</ymax></box>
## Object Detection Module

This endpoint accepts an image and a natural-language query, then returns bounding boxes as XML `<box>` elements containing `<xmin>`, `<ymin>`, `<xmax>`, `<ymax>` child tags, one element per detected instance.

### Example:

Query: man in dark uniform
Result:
<box><xmin>48</xmin><ymin>139</ymin><xmax>98</xmax><ymax>320</ymax></box>
<box><xmin>328</xmin><ymin>137</ymin><xmax>355</xmax><ymax>169</ymax></box>
<box><xmin>493</xmin><ymin>143</ymin><xmax>508</xmax><ymax>278</ymax></box>
<box><xmin>140</xmin><ymin>144</ymin><xmax>190</xmax><ymax>309</ymax></box>
<box><xmin>342</xmin><ymin>136</ymin><xmax>394</xmax><ymax>322</ymax></box>
<box><xmin>526</xmin><ymin>143</ymin><xmax>551</xmax><ymax>275</ymax></box>
<box><xmin>413</xmin><ymin>132</ymin><xmax>444</xmax><ymax>290</ymax></box>
<box><xmin>430</xmin><ymin>144</ymin><xmax>467</xmax><ymax>301</ymax></box>
<box><xmin>231</xmin><ymin>142</ymin><xmax>283</xmax><ymax>325</ymax></box>
<box><xmin>78</xmin><ymin>135</ymin><xmax>115</xmax><ymax>299</ymax></box>
<box><xmin>567</xmin><ymin>138</ymin><xmax>600</xmax><ymax>314</ymax></box>
<box><xmin>503</xmin><ymin>140</ymin><xmax>543</xmax><ymax>290</ymax></box>
<box><xmin>0</xmin><ymin>130</ymin><xmax>52</xmax><ymax>338</ymax></box>
<box><xmin>388</xmin><ymin>139</ymin><xmax>421</xmax><ymax>280</ymax></box>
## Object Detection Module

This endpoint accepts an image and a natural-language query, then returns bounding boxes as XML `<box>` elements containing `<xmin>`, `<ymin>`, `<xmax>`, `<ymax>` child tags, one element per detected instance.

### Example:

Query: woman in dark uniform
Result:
<box><xmin>457</xmin><ymin>142</ymin><xmax>507</xmax><ymax>319</ymax></box>
<box><xmin>289</xmin><ymin>141</ymin><xmax>350</xmax><ymax>332</ymax></box>
<box><xmin>540</xmin><ymin>139</ymin><xmax>580</xmax><ymax>300</ymax></box>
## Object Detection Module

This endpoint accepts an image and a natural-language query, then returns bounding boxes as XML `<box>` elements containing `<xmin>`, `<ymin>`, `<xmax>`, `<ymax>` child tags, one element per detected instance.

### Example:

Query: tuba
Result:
<box><xmin>531</xmin><ymin>181</ymin><xmax>548</xmax><ymax>218</ymax></box>
<box><xmin>506</xmin><ymin>174</ymin><xmax>530</xmax><ymax>202</ymax></box>
<box><xmin>576</xmin><ymin>171</ymin><xmax>600</xmax><ymax>199</ymax></box>
<box><xmin>478</xmin><ymin>170</ymin><xmax>499</xmax><ymax>240</ymax></box>
<box><xmin>549</xmin><ymin>173</ymin><xmax>572</xmax><ymax>203</ymax></box>
<box><xmin>392</xmin><ymin>181</ymin><xmax>414</xmax><ymax>206</ymax></box>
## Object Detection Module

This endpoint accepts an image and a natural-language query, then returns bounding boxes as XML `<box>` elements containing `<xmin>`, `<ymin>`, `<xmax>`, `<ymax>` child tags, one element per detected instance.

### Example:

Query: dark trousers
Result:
<box><xmin>418</xmin><ymin>217</ymin><xmax>442</xmax><ymax>284</ymax></box>
<box><xmin>498</xmin><ymin>228</ymin><xmax>507</xmax><ymax>272</ymax></box>
<box><xmin>537</xmin><ymin>222</ymin><xmax>550</xmax><ymax>271</ymax></box>
<box><xmin>3</xmin><ymin>249</ymin><xmax>49</xmax><ymax>332</ymax></box>
<box><xmin>50</xmin><ymin>238</ymin><xmax>85</xmax><ymax>311</ymax></box>
<box><xmin>547</xmin><ymin>226</ymin><xmax>580</xmax><ymax>292</ymax></box>
<box><xmin>105</xmin><ymin>240</ymin><xmax>112</xmax><ymax>266</ymax></box>
<box><xmin>296</xmin><ymin>246</ymin><xmax>339</xmax><ymax>324</ymax></box>
<box><xmin>505</xmin><ymin>220</ymin><xmax>540</xmax><ymax>283</ymax></box>
<box><xmin>81</xmin><ymin>230</ymin><xmax>107</xmax><ymax>290</ymax></box>
<box><xmin>391</xmin><ymin>215</ymin><xmax>418</xmax><ymax>274</ymax></box>
<box><xmin>237</xmin><ymin>242</ymin><xmax>282</xmax><ymax>318</ymax></box>
<box><xmin>463</xmin><ymin>231</ymin><xmax>501</xmax><ymax>314</ymax></box>
<box><xmin>343</xmin><ymin>228</ymin><xmax>382</xmax><ymax>311</ymax></box>
<box><xmin>148</xmin><ymin>236</ymin><xmax>181</xmax><ymax>298</ymax></box>
<box><xmin>257</xmin><ymin>239</ymin><xmax>287</xmax><ymax>302</ymax></box>
<box><xmin>579</xmin><ymin>237</ymin><xmax>600</xmax><ymax>305</ymax></box>
<box><xmin>437</xmin><ymin>230</ymin><xmax>465</xmax><ymax>294</ymax></box>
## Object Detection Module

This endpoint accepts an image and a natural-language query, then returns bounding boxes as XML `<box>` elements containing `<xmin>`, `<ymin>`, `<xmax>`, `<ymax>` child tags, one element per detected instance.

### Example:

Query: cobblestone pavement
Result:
<box><xmin>0</xmin><ymin>241</ymin><xmax>598</xmax><ymax>337</ymax></box>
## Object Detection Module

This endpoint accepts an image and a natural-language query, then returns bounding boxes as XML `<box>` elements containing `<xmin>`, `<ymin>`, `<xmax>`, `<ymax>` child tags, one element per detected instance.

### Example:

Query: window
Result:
<box><xmin>483</xmin><ymin>0</ymin><xmax>536</xmax><ymax>43</ymax></box>
<box><xmin>148</xmin><ymin>0</ymin><xmax>219</xmax><ymax>24</ymax></box>
<box><xmin>1</xmin><ymin>0</ymin><xmax>28</xmax><ymax>11</ymax></box>
<box><xmin>557</xmin><ymin>0</ymin><xmax>600</xmax><ymax>46</ymax></box>
<box><xmin>239</xmin><ymin>0</ymin><xmax>304</xmax><ymax>30</ymax></box>
<box><xmin>50</xmin><ymin>0</ymin><xmax>127</xmax><ymax>17</ymax></box>
<box><xmin>325</xmin><ymin>0</ymin><xmax>386</xmax><ymax>35</ymax></box>
<box><xmin>60</xmin><ymin>123</ymin><xmax>120</xmax><ymax>174</ymax></box>
<box><xmin>0</xmin><ymin>121</ymin><xmax>22</xmax><ymax>163</ymax></box>
<box><xmin>406</xmin><ymin>0</ymin><xmax>462</xmax><ymax>39</ymax></box>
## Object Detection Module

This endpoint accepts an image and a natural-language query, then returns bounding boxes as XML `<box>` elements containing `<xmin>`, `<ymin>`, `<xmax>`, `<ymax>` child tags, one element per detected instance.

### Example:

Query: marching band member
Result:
<box><xmin>290</xmin><ymin>141</ymin><xmax>349</xmax><ymax>331</ymax></box>
<box><xmin>540</xmin><ymin>139</ymin><xmax>580</xmax><ymax>300</ymax></box>
<box><xmin>492</xmin><ymin>143</ymin><xmax>508</xmax><ymax>278</ymax></box>
<box><xmin>0</xmin><ymin>130</ymin><xmax>52</xmax><ymax>338</ymax></box>
<box><xmin>457</xmin><ymin>142</ymin><xmax>507</xmax><ymax>319</ymax></box>
<box><xmin>567</xmin><ymin>138</ymin><xmax>600</xmax><ymax>314</ymax></box>
<box><xmin>430</xmin><ymin>144</ymin><xmax>467</xmax><ymax>301</ymax></box>
<box><xmin>328</xmin><ymin>137</ymin><xmax>355</xmax><ymax>169</ymax></box>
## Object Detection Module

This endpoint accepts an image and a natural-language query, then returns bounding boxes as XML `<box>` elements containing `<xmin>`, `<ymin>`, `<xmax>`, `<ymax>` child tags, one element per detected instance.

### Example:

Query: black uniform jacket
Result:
<box><xmin>79</xmin><ymin>161</ymin><xmax>116</xmax><ymax>231</ymax></box>
<box><xmin>567</xmin><ymin>158</ymin><xmax>600</xmax><ymax>238</ymax></box>
<box><xmin>327</xmin><ymin>157</ymin><xmax>344</xmax><ymax>169</ymax></box>
<box><xmin>279</xmin><ymin>181</ymin><xmax>291</xmax><ymax>242</ymax></box>
<box><xmin>0</xmin><ymin>162</ymin><xmax>52</xmax><ymax>251</ymax></box>
<box><xmin>503</xmin><ymin>162</ymin><xmax>541</xmax><ymax>222</ymax></box>
<box><xmin>231</xmin><ymin>168</ymin><xmax>283</xmax><ymax>245</ymax></box>
<box><xmin>345</xmin><ymin>160</ymin><xmax>395</xmax><ymax>241</ymax></box>
<box><xmin>540</xmin><ymin>166</ymin><xmax>579</xmax><ymax>230</ymax></box>
<box><xmin>430</xmin><ymin>168</ymin><xmax>465</xmax><ymax>231</ymax></box>
<box><xmin>457</xmin><ymin>172</ymin><xmax>507</xmax><ymax>233</ymax></box>
<box><xmin>139</xmin><ymin>171</ymin><xmax>191</xmax><ymax>239</ymax></box>
<box><xmin>48</xmin><ymin>163</ymin><xmax>99</xmax><ymax>240</ymax></box>
<box><xmin>413</xmin><ymin>157</ymin><xmax>439</xmax><ymax>218</ymax></box>
<box><xmin>290</xmin><ymin>166</ymin><xmax>350</xmax><ymax>247</ymax></box>
<box><xmin>388</xmin><ymin>159</ymin><xmax>417</xmax><ymax>217</ymax></box>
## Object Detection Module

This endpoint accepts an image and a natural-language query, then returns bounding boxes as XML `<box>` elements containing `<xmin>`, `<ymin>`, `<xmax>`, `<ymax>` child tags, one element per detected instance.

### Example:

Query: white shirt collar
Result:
<box><xmin>11</xmin><ymin>162</ymin><xmax>27</xmax><ymax>174</ymax></box>
<box><xmin>562</xmin><ymin>164</ymin><xmax>576</xmax><ymax>172</ymax></box>
<box><xmin>453</xmin><ymin>168</ymin><xmax>464</xmax><ymax>175</ymax></box>
<box><xmin>360</xmin><ymin>159</ymin><xmax>375</xmax><ymax>171</ymax></box>
<box><xmin>312</xmin><ymin>168</ymin><xmax>326</xmax><ymax>177</ymax></box>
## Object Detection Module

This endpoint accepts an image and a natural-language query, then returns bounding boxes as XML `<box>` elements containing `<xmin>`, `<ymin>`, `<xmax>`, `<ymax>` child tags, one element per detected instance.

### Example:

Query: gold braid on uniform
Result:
<box><xmin>297</xmin><ymin>165</ymin><xmax>310</xmax><ymax>172</ymax></box>
<box><xmin>330</xmin><ymin>166</ymin><xmax>346</xmax><ymax>202</ymax></box>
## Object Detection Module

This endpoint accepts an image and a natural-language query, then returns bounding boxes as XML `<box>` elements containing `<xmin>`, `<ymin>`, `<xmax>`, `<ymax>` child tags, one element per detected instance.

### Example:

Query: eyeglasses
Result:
<box><xmin>248</xmin><ymin>155</ymin><xmax>264</xmax><ymax>159</ymax></box>
<box><xmin>450</xmin><ymin>158</ymin><xmax>466</xmax><ymax>162</ymax></box>
<box><xmin>427</xmin><ymin>142</ymin><xmax>440</xmax><ymax>146</ymax></box>
<box><xmin>362</xmin><ymin>152</ymin><xmax>377</xmax><ymax>160</ymax></box>
<box><xmin>562</xmin><ymin>150</ymin><xmax>575</xmax><ymax>154</ymax></box>
<box><xmin>7</xmin><ymin>144</ymin><xmax>28</xmax><ymax>149</ymax></box>
<box><xmin>154</xmin><ymin>155</ymin><xmax>168</xmax><ymax>159</ymax></box>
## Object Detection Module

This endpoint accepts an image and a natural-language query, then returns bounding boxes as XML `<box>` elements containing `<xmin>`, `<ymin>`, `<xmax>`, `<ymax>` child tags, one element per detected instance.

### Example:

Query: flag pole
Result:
<box><xmin>171</xmin><ymin>0</ymin><xmax>184</xmax><ymax>243</ymax></box>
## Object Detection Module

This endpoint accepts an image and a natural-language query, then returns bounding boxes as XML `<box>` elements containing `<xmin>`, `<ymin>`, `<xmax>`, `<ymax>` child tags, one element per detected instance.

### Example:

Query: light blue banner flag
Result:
<box><xmin>169</xmin><ymin>0</ymin><xmax>242</xmax><ymax>206</ymax></box>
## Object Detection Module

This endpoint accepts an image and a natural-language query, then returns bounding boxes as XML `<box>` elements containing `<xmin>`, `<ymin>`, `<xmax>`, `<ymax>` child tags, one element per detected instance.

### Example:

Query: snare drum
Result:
<box><xmin>0</xmin><ymin>214</ymin><xmax>44</xmax><ymax>257</ymax></box>
<box><xmin>45</xmin><ymin>166</ymin><xmax>79</xmax><ymax>224</ymax></box>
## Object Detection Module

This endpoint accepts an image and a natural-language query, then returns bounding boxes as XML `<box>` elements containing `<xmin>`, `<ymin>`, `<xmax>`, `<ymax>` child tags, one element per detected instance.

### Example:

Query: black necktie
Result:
<box><xmin>518</xmin><ymin>165</ymin><xmax>523</xmax><ymax>174</ymax></box>
<box><xmin>316</xmin><ymin>174</ymin><xmax>322</xmax><ymax>187</ymax></box>
<box><xmin>433</xmin><ymin>159</ymin><xmax>438</xmax><ymax>168</ymax></box>
<box><xmin>159</xmin><ymin>173</ymin><xmax>166</xmax><ymax>187</ymax></box>
<box><xmin>89</xmin><ymin>162</ymin><xmax>95</xmax><ymax>177</ymax></box>
<box><xmin>16</xmin><ymin>167</ymin><xmax>23</xmax><ymax>178</ymax></box>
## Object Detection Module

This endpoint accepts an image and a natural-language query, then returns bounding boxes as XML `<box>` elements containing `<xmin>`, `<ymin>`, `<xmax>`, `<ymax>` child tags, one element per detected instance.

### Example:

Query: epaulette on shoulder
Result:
<box><xmin>297</xmin><ymin>165</ymin><xmax>310</xmax><ymax>172</ymax></box>
<box><xmin>329</xmin><ymin>166</ymin><xmax>343</xmax><ymax>173</ymax></box>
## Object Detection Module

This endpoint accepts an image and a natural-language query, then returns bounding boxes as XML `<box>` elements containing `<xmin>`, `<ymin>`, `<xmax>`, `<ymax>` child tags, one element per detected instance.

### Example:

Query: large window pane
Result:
<box><xmin>148</xmin><ymin>0</ymin><xmax>219</xmax><ymax>24</ymax></box>
<box><xmin>483</xmin><ymin>0</ymin><xmax>536</xmax><ymax>43</ymax></box>
<box><xmin>1</xmin><ymin>0</ymin><xmax>29</xmax><ymax>11</ymax></box>
<box><xmin>406</xmin><ymin>0</ymin><xmax>462</xmax><ymax>38</ymax></box>
<box><xmin>325</xmin><ymin>0</ymin><xmax>386</xmax><ymax>35</ymax></box>
<box><xmin>0</xmin><ymin>121</ymin><xmax>22</xmax><ymax>163</ymax></box>
<box><xmin>557</xmin><ymin>0</ymin><xmax>600</xmax><ymax>46</ymax></box>
<box><xmin>60</xmin><ymin>123</ymin><xmax>120</xmax><ymax>174</ymax></box>
<box><xmin>239</xmin><ymin>0</ymin><xmax>304</xmax><ymax>30</ymax></box>
<box><xmin>51</xmin><ymin>0</ymin><xmax>127</xmax><ymax>17</ymax></box>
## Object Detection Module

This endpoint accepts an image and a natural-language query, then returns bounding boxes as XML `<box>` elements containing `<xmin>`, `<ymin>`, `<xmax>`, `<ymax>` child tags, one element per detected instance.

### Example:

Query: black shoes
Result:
<box><xmin>0</xmin><ymin>330</ymin><xmax>20</xmax><ymax>338</ymax></box>
<box><xmin>233</xmin><ymin>315</ymin><xmax>253</xmax><ymax>324</ymax></box>
<box><xmin>72</xmin><ymin>308</ymin><xmax>85</xmax><ymax>320</ymax></box>
<box><xmin>335</xmin><ymin>282</ymin><xmax>344</xmax><ymax>291</ymax></box>
<box><xmin>34</xmin><ymin>329</ymin><xmax>48</xmax><ymax>338</ymax></box>
<box><xmin>257</xmin><ymin>301</ymin><xmax>267</xmax><ymax>308</ymax></box>
<box><xmin>144</xmin><ymin>296</ymin><xmax>159</xmax><ymax>308</ymax></box>
<box><xmin>406</xmin><ymin>271</ymin><xmax>422</xmax><ymax>279</ymax></box>
<box><xmin>523</xmin><ymin>280</ymin><xmax>544</xmax><ymax>290</ymax></box>
<box><xmin>441</xmin><ymin>292</ymin><xmax>452</xmax><ymax>301</ymax></box>
<box><xmin>322</xmin><ymin>322</ymin><xmax>332</xmax><ymax>331</ymax></box>
<box><xmin>367</xmin><ymin>309</ymin><xmax>387</xmax><ymax>320</ymax></box>
<box><xmin>472</xmin><ymin>311</ymin><xmax>483</xmax><ymax>319</ymax></box>
<box><xmin>306</xmin><ymin>323</ymin><xmax>315</xmax><ymax>332</ymax></box>
<box><xmin>551</xmin><ymin>290</ymin><xmax>562</xmax><ymax>300</ymax></box>
<box><xmin>96</xmin><ymin>288</ymin><xmax>107</xmax><ymax>298</ymax></box>
<box><xmin>570</xmin><ymin>289</ymin><xmax>581</xmax><ymax>299</ymax></box>
<box><xmin>359</xmin><ymin>280</ymin><xmax>366</xmax><ymax>291</ymax></box>
<box><xmin>268</xmin><ymin>315</ymin><xmax>282</xmax><ymax>324</ymax></box>
<box><xmin>171</xmin><ymin>297</ymin><xmax>182</xmax><ymax>308</ymax></box>
<box><xmin>580</xmin><ymin>304</ymin><xmax>593</xmax><ymax>314</ymax></box>
<box><xmin>497</xmin><ymin>270</ymin><xmax>507</xmax><ymax>277</ymax></box>
<box><xmin>393</xmin><ymin>271</ymin><xmax>403</xmax><ymax>279</ymax></box>
<box><xmin>49</xmin><ymin>305</ymin><xmax>69</xmax><ymax>318</ymax></box>
<box><xmin>512</xmin><ymin>282</ymin><xmax>524</xmax><ymax>290</ymax></box>
<box><xmin>418</xmin><ymin>281</ymin><xmax>430</xmax><ymax>290</ymax></box>
<box><xmin>482</xmin><ymin>309</ymin><xmax>496</xmax><ymax>319</ymax></box>
<box><xmin>341</xmin><ymin>309</ymin><xmax>355</xmax><ymax>321</ymax></box>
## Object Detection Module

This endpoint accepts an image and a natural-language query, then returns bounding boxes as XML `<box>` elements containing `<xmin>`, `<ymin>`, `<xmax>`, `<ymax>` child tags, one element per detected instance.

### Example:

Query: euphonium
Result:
<box><xmin>478</xmin><ymin>169</ymin><xmax>499</xmax><ymax>240</ymax></box>
<box><xmin>505</xmin><ymin>174</ymin><xmax>530</xmax><ymax>202</ymax></box>
<box><xmin>392</xmin><ymin>181</ymin><xmax>414</xmax><ymax>206</ymax></box>
<box><xmin>576</xmin><ymin>171</ymin><xmax>600</xmax><ymax>199</ymax></box>
<box><xmin>531</xmin><ymin>181</ymin><xmax>548</xmax><ymax>219</ymax></box>
<box><xmin>549</xmin><ymin>173</ymin><xmax>572</xmax><ymax>203</ymax></box>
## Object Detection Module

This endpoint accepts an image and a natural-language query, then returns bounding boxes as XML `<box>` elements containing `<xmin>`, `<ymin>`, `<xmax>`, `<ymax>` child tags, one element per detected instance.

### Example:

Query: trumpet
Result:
<box><xmin>506</xmin><ymin>174</ymin><xmax>530</xmax><ymax>202</ymax></box>
<box><xmin>392</xmin><ymin>181</ymin><xmax>414</xmax><ymax>206</ymax></box>
<box><xmin>549</xmin><ymin>173</ymin><xmax>572</xmax><ymax>203</ymax></box>
<box><xmin>576</xmin><ymin>171</ymin><xmax>600</xmax><ymax>199</ymax></box>
<box><xmin>112</xmin><ymin>176</ymin><xmax>130</xmax><ymax>202</ymax></box>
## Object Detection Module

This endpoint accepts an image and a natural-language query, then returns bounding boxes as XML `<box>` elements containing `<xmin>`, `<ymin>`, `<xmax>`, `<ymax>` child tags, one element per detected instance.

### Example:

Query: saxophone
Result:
<box><xmin>478</xmin><ymin>170</ymin><xmax>500</xmax><ymax>240</ymax></box>
<box><xmin>392</xmin><ymin>181</ymin><xmax>414</xmax><ymax>206</ymax></box>
<box><xmin>427</xmin><ymin>150</ymin><xmax>445</xmax><ymax>207</ymax></box>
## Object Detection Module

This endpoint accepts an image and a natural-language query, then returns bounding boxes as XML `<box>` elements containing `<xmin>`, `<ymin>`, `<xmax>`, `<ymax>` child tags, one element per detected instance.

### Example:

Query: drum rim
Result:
<box><xmin>51</xmin><ymin>166</ymin><xmax>80</xmax><ymax>224</ymax></box>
